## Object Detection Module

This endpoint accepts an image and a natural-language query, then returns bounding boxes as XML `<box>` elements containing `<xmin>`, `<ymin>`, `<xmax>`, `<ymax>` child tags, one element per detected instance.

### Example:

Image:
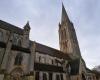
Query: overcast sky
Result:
<box><xmin>0</xmin><ymin>0</ymin><xmax>100</xmax><ymax>69</ymax></box>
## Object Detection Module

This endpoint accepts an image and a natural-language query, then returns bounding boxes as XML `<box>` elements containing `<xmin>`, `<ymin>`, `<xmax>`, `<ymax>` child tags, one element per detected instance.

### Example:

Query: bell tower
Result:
<box><xmin>59</xmin><ymin>3</ymin><xmax>81</xmax><ymax>59</ymax></box>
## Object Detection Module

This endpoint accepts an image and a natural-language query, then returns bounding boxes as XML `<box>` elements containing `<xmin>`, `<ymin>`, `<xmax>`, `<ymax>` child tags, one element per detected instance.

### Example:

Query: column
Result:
<box><xmin>1</xmin><ymin>33</ymin><xmax>13</xmax><ymax>70</ymax></box>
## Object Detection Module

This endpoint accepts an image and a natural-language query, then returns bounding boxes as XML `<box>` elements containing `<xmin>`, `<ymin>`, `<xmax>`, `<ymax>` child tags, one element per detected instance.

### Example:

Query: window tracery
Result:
<box><xmin>12</xmin><ymin>34</ymin><xmax>21</xmax><ymax>46</ymax></box>
<box><xmin>14</xmin><ymin>53</ymin><xmax>23</xmax><ymax>65</ymax></box>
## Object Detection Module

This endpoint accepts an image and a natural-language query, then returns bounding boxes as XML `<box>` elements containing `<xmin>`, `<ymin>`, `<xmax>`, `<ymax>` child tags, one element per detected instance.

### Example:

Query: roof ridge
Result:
<box><xmin>0</xmin><ymin>20</ymin><xmax>23</xmax><ymax>34</ymax></box>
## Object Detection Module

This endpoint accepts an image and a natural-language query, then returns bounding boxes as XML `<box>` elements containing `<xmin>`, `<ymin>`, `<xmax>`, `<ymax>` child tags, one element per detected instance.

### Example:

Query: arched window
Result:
<box><xmin>35</xmin><ymin>72</ymin><xmax>39</xmax><ymax>80</ymax></box>
<box><xmin>49</xmin><ymin>73</ymin><xmax>52</xmax><ymax>80</ymax></box>
<box><xmin>0</xmin><ymin>49</ymin><xmax>4</xmax><ymax>65</ymax></box>
<box><xmin>39</xmin><ymin>56</ymin><xmax>41</xmax><ymax>62</ymax></box>
<box><xmin>68</xmin><ymin>65</ymin><xmax>71</xmax><ymax>74</ymax></box>
<box><xmin>63</xmin><ymin>29</ymin><xmax>66</xmax><ymax>40</ymax></box>
<box><xmin>52</xmin><ymin>60</ymin><xmax>54</xmax><ymax>65</ymax></box>
<box><xmin>56</xmin><ymin>75</ymin><xmax>60</xmax><ymax>80</ymax></box>
<box><xmin>41</xmin><ymin>57</ymin><xmax>45</xmax><ymax>63</ymax></box>
<box><xmin>0</xmin><ymin>31</ymin><xmax>3</xmax><ymax>41</ymax></box>
<box><xmin>82</xmin><ymin>74</ymin><xmax>86</xmax><ymax>80</ymax></box>
<box><xmin>13</xmin><ymin>34</ymin><xmax>17</xmax><ymax>44</ymax></box>
<box><xmin>14</xmin><ymin>53</ymin><xmax>23</xmax><ymax>65</ymax></box>
<box><xmin>43</xmin><ymin>73</ymin><xmax>47</xmax><ymax>80</ymax></box>
<box><xmin>17</xmin><ymin>39</ymin><xmax>21</xmax><ymax>46</ymax></box>
<box><xmin>60</xmin><ymin>74</ymin><xmax>63</xmax><ymax>80</ymax></box>
<box><xmin>12</xmin><ymin>34</ymin><xmax>21</xmax><ymax>46</ymax></box>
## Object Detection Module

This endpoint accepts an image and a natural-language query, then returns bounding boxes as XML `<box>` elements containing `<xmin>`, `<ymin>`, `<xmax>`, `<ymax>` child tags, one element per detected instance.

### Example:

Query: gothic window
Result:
<box><xmin>68</xmin><ymin>65</ymin><xmax>71</xmax><ymax>74</ymax></box>
<box><xmin>41</xmin><ymin>57</ymin><xmax>45</xmax><ymax>63</ymax></box>
<box><xmin>56</xmin><ymin>75</ymin><xmax>60</xmax><ymax>80</ymax></box>
<box><xmin>48</xmin><ymin>58</ymin><xmax>52</xmax><ymax>64</ymax></box>
<box><xmin>0</xmin><ymin>31</ymin><xmax>3</xmax><ymax>41</ymax></box>
<box><xmin>49</xmin><ymin>73</ymin><xmax>52</xmax><ymax>80</ymax></box>
<box><xmin>62</xmin><ymin>31</ymin><xmax>64</xmax><ymax>40</ymax></box>
<box><xmin>65</xmin><ymin>40</ymin><xmax>68</xmax><ymax>48</ymax></box>
<box><xmin>13</xmin><ymin>34</ymin><xmax>21</xmax><ymax>46</ymax></box>
<box><xmin>64</xmin><ymin>29</ymin><xmax>66</xmax><ymax>40</ymax></box>
<box><xmin>12</xmin><ymin>34</ymin><xmax>18</xmax><ymax>44</ymax></box>
<box><xmin>17</xmin><ymin>39</ymin><xmax>21</xmax><ymax>46</ymax></box>
<box><xmin>0</xmin><ymin>48</ymin><xmax>4</xmax><ymax>65</ymax></box>
<box><xmin>39</xmin><ymin>56</ymin><xmax>41</xmax><ymax>62</ymax></box>
<box><xmin>43</xmin><ymin>73</ymin><xmax>47</xmax><ymax>80</ymax></box>
<box><xmin>35</xmin><ymin>72</ymin><xmax>39</xmax><ymax>80</ymax></box>
<box><xmin>14</xmin><ymin>53</ymin><xmax>23</xmax><ymax>65</ymax></box>
<box><xmin>82</xmin><ymin>74</ymin><xmax>86</xmax><ymax>80</ymax></box>
<box><xmin>61</xmin><ymin>31</ymin><xmax>63</xmax><ymax>39</ymax></box>
<box><xmin>60</xmin><ymin>74</ymin><xmax>63</xmax><ymax>80</ymax></box>
<box><xmin>52</xmin><ymin>60</ymin><xmax>54</xmax><ymax>65</ymax></box>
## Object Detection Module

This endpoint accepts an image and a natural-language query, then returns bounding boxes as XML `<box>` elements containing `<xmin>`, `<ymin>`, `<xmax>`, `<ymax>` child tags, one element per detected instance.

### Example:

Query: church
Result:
<box><xmin>0</xmin><ymin>3</ymin><xmax>99</xmax><ymax>80</ymax></box>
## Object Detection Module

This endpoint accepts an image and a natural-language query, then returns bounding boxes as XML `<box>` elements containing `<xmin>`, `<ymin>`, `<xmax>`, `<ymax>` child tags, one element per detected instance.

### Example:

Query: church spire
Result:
<box><xmin>59</xmin><ymin>3</ymin><xmax>81</xmax><ymax>59</ymax></box>
<box><xmin>61</xmin><ymin>3</ymin><xmax>70</xmax><ymax>24</ymax></box>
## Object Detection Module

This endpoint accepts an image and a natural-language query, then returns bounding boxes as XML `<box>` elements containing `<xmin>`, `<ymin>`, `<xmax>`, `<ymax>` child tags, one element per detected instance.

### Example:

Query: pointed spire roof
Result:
<box><xmin>24</xmin><ymin>21</ymin><xmax>30</xmax><ymax>30</ymax></box>
<box><xmin>61</xmin><ymin>3</ymin><xmax>70</xmax><ymax>24</ymax></box>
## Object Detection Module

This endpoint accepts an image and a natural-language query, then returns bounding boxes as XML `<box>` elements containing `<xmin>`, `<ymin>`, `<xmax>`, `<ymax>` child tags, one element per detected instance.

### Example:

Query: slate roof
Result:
<box><xmin>35</xmin><ymin>42</ymin><xmax>71</xmax><ymax>60</ymax></box>
<box><xmin>92</xmin><ymin>70</ymin><xmax>100</xmax><ymax>76</ymax></box>
<box><xmin>0</xmin><ymin>20</ymin><xmax>23</xmax><ymax>34</ymax></box>
<box><xmin>86</xmin><ymin>68</ymin><xmax>93</xmax><ymax>73</ymax></box>
<box><xmin>69</xmin><ymin>59</ymin><xmax>80</xmax><ymax>75</ymax></box>
<box><xmin>86</xmin><ymin>68</ymin><xmax>100</xmax><ymax>77</ymax></box>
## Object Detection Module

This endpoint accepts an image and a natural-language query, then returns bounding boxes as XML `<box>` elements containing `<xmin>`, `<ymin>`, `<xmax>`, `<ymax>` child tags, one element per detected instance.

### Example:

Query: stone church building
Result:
<box><xmin>0</xmin><ymin>3</ymin><xmax>99</xmax><ymax>80</ymax></box>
